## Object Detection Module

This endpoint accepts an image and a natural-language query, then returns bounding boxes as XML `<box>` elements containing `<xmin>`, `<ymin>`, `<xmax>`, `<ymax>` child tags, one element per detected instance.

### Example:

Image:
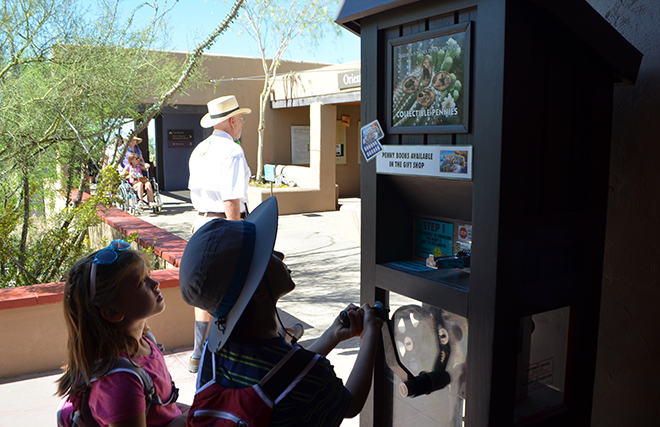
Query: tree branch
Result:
<box><xmin>115</xmin><ymin>0</ymin><xmax>245</xmax><ymax>167</ymax></box>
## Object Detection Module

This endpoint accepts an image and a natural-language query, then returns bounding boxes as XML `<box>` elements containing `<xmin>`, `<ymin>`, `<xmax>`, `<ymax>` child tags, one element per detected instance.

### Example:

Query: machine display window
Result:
<box><xmin>514</xmin><ymin>307</ymin><xmax>570</xmax><ymax>423</ymax></box>
<box><xmin>380</xmin><ymin>216</ymin><xmax>471</xmax><ymax>295</ymax></box>
<box><xmin>386</xmin><ymin>294</ymin><xmax>468</xmax><ymax>427</ymax></box>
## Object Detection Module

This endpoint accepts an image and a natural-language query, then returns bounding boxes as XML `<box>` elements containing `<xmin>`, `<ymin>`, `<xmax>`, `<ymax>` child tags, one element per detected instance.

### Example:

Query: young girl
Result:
<box><xmin>56</xmin><ymin>240</ymin><xmax>187</xmax><ymax>427</ymax></box>
<box><xmin>122</xmin><ymin>153</ymin><xmax>155</xmax><ymax>208</ymax></box>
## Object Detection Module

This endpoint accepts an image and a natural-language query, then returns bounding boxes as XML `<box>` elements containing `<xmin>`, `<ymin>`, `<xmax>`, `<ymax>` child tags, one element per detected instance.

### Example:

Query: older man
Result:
<box><xmin>187</xmin><ymin>95</ymin><xmax>252</xmax><ymax>372</ymax></box>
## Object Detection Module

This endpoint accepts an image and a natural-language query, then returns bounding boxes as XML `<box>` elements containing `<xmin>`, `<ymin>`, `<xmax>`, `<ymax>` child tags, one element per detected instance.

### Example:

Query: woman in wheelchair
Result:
<box><xmin>122</xmin><ymin>153</ymin><xmax>155</xmax><ymax>208</ymax></box>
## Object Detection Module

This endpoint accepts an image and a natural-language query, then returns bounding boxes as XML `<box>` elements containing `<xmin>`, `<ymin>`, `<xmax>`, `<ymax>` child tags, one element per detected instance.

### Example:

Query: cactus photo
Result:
<box><xmin>391</xmin><ymin>24</ymin><xmax>470</xmax><ymax>131</ymax></box>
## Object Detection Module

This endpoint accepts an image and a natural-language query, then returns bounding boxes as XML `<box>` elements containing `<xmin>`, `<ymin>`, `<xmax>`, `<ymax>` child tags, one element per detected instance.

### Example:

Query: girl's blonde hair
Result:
<box><xmin>56</xmin><ymin>249</ymin><xmax>149</xmax><ymax>397</ymax></box>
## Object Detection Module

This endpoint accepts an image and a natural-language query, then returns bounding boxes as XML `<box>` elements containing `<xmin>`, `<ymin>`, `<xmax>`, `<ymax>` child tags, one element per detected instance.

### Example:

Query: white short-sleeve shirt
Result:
<box><xmin>188</xmin><ymin>130</ymin><xmax>251</xmax><ymax>213</ymax></box>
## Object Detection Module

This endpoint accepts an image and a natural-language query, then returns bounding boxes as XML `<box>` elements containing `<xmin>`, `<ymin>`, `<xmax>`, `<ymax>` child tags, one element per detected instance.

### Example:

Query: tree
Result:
<box><xmin>0</xmin><ymin>0</ymin><xmax>246</xmax><ymax>287</ymax></box>
<box><xmin>237</xmin><ymin>0</ymin><xmax>338</xmax><ymax>181</ymax></box>
<box><xmin>0</xmin><ymin>0</ymin><xmax>244</xmax><ymax>286</ymax></box>
<box><xmin>116</xmin><ymin>0</ymin><xmax>245</xmax><ymax>166</ymax></box>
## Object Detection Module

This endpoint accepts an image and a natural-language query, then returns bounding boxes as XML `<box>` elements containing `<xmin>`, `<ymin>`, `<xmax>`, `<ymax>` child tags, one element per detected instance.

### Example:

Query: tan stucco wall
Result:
<box><xmin>0</xmin><ymin>282</ymin><xmax>191</xmax><ymax>380</ymax></box>
<box><xmin>0</xmin><ymin>301</ymin><xmax>67</xmax><ymax>378</ymax></box>
<box><xmin>586</xmin><ymin>1</ymin><xmax>660</xmax><ymax>425</ymax></box>
<box><xmin>259</xmin><ymin>103</ymin><xmax>361</xmax><ymax>199</ymax></box>
<box><xmin>247</xmin><ymin>102</ymin><xmax>339</xmax><ymax>214</ymax></box>
<box><xmin>335</xmin><ymin>104</ymin><xmax>362</xmax><ymax>198</ymax></box>
<box><xmin>152</xmin><ymin>52</ymin><xmax>332</xmax><ymax>177</ymax></box>
<box><xmin>265</xmin><ymin>106</ymin><xmax>310</xmax><ymax>165</ymax></box>
<box><xmin>271</xmin><ymin>61</ymin><xmax>360</xmax><ymax>101</ymax></box>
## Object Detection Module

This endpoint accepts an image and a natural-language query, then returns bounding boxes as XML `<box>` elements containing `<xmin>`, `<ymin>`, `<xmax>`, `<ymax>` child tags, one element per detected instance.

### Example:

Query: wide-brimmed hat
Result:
<box><xmin>179</xmin><ymin>197</ymin><xmax>278</xmax><ymax>353</ymax></box>
<box><xmin>130</xmin><ymin>136</ymin><xmax>142</xmax><ymax>143</ymax></box>
<box><xmin>200</xmin><ymin>95</ymin><xmax>252</xmax><ymax>128</ymax></box>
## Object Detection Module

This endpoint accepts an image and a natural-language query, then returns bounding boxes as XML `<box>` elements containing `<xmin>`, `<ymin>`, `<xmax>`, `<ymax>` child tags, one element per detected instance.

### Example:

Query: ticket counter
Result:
<box><xmin>335</xmin><ymin>0</ymin><xmax>641</xmax><ymax>426</ymax></box>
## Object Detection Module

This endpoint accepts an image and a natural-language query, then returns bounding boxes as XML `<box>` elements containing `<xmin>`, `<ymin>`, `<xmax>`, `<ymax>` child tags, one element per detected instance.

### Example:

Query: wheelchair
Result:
<box><xmin>116</xmin><ymin>168</ymin><xmax>162</xmax><ymax>215</ymax></box>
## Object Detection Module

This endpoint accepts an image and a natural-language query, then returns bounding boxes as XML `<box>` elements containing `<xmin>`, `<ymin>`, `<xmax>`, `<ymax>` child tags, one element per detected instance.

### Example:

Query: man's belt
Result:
<box><xmin>198</xmin><ymin>212</ymin><xmax>227</xmax><ymax>218</ymax></box>
<box><xmin>198</xmin><ymin>211</ymin><xmax>247</xmax><ymax>219</ymax></box>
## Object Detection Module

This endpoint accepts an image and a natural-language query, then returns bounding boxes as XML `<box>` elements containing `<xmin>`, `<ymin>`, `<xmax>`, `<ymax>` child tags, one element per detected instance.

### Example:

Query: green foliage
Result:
<box><xmin>0</xmin><ymin>166</ymin><xmax>122</xmax><ymax>287</ymax></box>
<box><xmin>249</xmin><ymin>178</ymin><xmax>287</xmax><ymax>188</ymax></box>
<box><xmin>238</xmin><ymin>0</ymin><xmax>337</xmax><ymax>55</ymax></box>
<box><xmin>0</xmin><ymin>0</ymin><xmax>193</xmax><ymax>287</ymax></box>
<box><xmin>234</xmin><ymin>0</ymin><xmax>339</xmax><ymax>181</ymax></box>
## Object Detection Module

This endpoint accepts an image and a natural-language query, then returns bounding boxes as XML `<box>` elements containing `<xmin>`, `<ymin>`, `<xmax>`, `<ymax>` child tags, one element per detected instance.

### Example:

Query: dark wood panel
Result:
<box><xmin>381</xmin><ymin>174</ymin><xmax>473</xmax><ymax>221</ymax></box>
<box><xmin>376</xmin><ymin>264</ymin><xmax>469</xmax><ymax>317</ymax></box>
<box><xmin>375</xmin><ymin>0</ymin><xmax>477</xmax><ymax>32</ymax></box>
<box><xmin>359</xmin><ymin>19</ymin><xmax>382</xmax><ymax>427</ymax></box>
<box><xmin>464</xmin><ymin>0</ymin><xmax>507</xmax><ymax>424</ymax></box>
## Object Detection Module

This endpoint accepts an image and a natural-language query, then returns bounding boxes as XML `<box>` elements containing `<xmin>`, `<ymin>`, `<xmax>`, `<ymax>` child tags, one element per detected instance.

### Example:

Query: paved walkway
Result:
<box><xmin>0</xmin><ymin>192</ymin><xmax>363</xmax><ymax>426</ymax></box>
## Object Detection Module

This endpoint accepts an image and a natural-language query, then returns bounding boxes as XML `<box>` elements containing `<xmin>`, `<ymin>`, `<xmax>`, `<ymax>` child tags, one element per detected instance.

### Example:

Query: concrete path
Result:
<box><xmin>1</xmin><ymin>192</ymin><xmax>362</xmax><ymax>427</ymax></box>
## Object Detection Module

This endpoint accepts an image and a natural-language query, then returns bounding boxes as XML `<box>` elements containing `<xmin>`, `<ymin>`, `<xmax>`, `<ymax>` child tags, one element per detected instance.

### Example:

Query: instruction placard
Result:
<box><xmin>526</xmin><ymin>358</ymin><xmax>555</xmax><ymax>393</ymax></box>
<box><xmin>415</xmin><ymin>217</ymin><xmax>454</xmax><ymax>259</ymax></box>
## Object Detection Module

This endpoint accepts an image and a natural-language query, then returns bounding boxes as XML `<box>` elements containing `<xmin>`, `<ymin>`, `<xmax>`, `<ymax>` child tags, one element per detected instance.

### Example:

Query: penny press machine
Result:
<box><xmin>335</xmin><ymin>0</ymin><xmax>641</xmax><ymax>426</ymax></box>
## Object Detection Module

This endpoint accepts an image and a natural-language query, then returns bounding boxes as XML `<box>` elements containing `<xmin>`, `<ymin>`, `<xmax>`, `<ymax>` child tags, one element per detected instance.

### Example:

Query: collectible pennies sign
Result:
<box><xmin>388</xmin><ymin>22</ymin><xmax>471</xmax><ymax>134</ymax></box>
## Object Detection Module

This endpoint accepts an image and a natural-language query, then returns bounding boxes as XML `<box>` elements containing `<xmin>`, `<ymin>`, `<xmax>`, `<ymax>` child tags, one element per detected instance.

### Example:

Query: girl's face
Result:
<box><xmin>265</xmin><ymin>251</ymin><xmax>295</xmax><ymax>300</ymax></box>
<box><xmin>115</xmin><ymin>260</ymin><xmax>165</xmax><ymax>322</ymax></box>
<box><xmin>130</xmin><ymin>157</ymin><xmax>139</xmax><ymax>166</ymax></box>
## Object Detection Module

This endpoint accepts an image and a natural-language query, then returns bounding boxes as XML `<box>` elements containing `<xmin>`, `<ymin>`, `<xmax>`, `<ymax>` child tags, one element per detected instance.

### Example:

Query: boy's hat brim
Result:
<box><xmin>179</xmin><ymin>197</ymin><xmax>278</xmax><ymax>353</ymax></box>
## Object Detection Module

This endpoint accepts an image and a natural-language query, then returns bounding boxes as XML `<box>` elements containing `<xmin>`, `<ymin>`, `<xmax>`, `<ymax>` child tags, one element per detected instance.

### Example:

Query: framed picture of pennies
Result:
<box><xmin>387</xmin><ymin>22</ymin><xmax>471</xmax><ymax>134</ymax></box>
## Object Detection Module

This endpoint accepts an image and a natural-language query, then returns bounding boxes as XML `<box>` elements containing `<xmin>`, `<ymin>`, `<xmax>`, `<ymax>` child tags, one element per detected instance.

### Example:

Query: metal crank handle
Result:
<box><xmin>339</xmin><ymin>301</ymin><xmax>389</xmax><ymax>327</ymax></box>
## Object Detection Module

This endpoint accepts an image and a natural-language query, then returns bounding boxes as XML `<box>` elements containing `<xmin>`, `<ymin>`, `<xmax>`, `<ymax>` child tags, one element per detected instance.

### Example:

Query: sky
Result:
<box><xmin>91</xmin><ymin>0</ymin><xmax>361</xmax><ymax>64</ymax></box>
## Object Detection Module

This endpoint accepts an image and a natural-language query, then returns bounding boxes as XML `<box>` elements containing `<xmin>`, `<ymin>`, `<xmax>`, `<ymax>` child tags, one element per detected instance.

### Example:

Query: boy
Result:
<box><xmin>179</xmin><ymin>197</ymin><xmax>382</xmax><ymax>426</ymax></box>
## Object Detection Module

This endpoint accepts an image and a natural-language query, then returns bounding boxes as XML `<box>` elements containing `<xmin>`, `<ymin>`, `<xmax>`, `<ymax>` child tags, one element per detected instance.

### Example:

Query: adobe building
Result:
<box><xmin>139</xmin><ymin>52</ymin><xmax>363</xmax><ymax>215</ymax></box>
<box><xmin>247</xmin><ymin>61</ymin><xmax>363</xmax><ymax>214</ymax></box>
<box><xmin>139</xmin><ymin>52</ymin><xmax>325</xmax><ymax>191</ymax></box>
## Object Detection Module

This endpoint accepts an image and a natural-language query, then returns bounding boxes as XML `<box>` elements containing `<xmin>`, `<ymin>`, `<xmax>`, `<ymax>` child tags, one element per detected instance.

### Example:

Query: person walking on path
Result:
<box><xmin>186</xmin><ymin>95</ymin><xmax>252</xmax><ymax>373</ymax></box>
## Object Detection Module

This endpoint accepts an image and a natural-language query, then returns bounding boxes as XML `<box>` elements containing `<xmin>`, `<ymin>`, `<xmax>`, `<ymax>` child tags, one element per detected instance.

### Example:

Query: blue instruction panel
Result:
<box><xmin>415</xmin><ymin>217</ymin><xmax>454</xmax><ymax>259</ymax></box>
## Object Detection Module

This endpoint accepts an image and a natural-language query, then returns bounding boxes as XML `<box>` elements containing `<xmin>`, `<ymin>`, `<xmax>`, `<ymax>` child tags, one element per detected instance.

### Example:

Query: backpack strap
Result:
<box><xmin>256</xmin><ymin>346</ymin><xmax>320</xmax><ymax>405</ymax></box>
<box><xmin>73</xmin><ymin>356</ymin><xmax>179</xmax><ymax>426</ymax></box>
<box><xmin>103</xmin><ymin>357</ymin><xmax>179</xmax><ymax>408</ymax></box>
<box><xmin>145</xmin><ymin>331</ymin><xmax>165</xmax><ymax>352</ymax></box>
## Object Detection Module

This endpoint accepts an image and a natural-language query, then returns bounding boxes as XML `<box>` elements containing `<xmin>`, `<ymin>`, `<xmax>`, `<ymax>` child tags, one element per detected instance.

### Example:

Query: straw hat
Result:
<box><xmin>179</xmin><ymin>197</ymin><xmax>278</xmax><ymax>353</ymax></box>
<box><xmin>200</xmin><ymin>95</ymin><xmax>252</xmax><ymax>128</ymax></box>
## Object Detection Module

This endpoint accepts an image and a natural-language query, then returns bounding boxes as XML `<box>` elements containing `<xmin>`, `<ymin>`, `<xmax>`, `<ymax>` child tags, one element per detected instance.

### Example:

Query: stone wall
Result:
<box><xmin>587</xmin><ymin>1</ymin><xmax>660</xmax><ymax>425</ymax></box>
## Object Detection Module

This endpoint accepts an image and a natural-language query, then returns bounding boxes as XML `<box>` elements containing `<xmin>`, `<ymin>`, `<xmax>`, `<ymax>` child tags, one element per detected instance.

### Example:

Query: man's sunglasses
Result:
<box><xmin>89</xmin><ymin>239</ymin><xmax>131</xmax><ymax>300</ymax></box>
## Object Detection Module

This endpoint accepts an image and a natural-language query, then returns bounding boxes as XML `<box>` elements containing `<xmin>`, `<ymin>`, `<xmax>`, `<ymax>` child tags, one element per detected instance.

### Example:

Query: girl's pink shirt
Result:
<box><xmin>88</xmin><ymin>338</ymin><xmax>182</xmax><ymax>427</ymax></box>
<box><xmin>125</xmin><ymin>163</ymin><xmax>143</xmax><ymax>185</ymax></box>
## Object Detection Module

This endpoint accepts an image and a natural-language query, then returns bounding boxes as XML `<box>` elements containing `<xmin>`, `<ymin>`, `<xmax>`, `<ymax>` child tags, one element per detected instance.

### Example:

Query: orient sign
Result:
<box><xmin>338</xmin><ymin>71</ymin><xmax>361</xmax><ymax>89</ymax></box>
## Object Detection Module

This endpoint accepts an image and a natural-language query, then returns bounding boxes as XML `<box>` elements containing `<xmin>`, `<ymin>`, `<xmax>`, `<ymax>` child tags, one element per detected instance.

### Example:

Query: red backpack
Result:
<box><xmin>188</xmin><ymin>345</ymin><xmax>319</xmax><ymax>427</ymax></box>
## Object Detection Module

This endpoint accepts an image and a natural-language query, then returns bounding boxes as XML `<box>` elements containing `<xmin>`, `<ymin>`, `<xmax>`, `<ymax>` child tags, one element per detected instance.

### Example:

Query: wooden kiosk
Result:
<box><xmin>335</xmin><ymin>0</ymin><xmax>642</xmax><ymax>426</ymax></box>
